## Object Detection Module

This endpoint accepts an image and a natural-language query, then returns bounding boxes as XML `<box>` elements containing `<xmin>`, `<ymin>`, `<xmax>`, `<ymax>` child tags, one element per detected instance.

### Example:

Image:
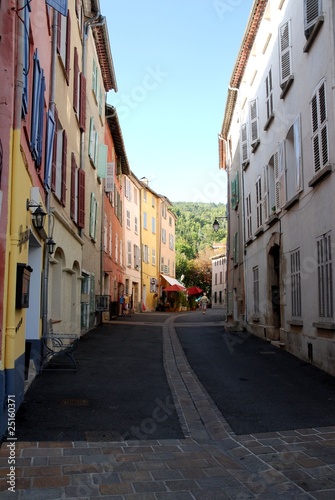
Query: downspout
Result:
<box><xmin>42</xmin><ymin>8</ymin><xmax>58</xmax><ymax>337</ymax></box>
<box><xmin>6</xmin><ymin>0</ymin><xmax>25</xmax><ymax>371</ymax></box>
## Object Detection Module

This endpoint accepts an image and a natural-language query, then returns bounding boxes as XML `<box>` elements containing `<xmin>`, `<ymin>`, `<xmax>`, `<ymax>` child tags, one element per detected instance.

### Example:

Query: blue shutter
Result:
<box><xmin>30</xmin><ymin>50</ymin><xmax>46</xmax><ymax>166</ymax></box>
<box><xmin>45</xmin><ymin>0</ymin><xmax>68</xmax><ymax>17</ymax></box>
<box><xmin>44</xmin><ymin>110</ymin><xmax>55</xmax><ymax>189</ymax></box>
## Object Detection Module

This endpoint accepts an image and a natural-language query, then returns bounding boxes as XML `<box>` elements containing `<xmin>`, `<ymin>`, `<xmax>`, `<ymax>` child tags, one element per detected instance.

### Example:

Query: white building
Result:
<box><xmin>221</xmin><ymin>0</ymin><xmax>335</xmax><ymax>375</ymax></box>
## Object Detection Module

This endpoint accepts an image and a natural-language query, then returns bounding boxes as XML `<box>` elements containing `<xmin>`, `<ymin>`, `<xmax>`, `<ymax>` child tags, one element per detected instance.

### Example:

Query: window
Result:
<box><xmin>246</xmin><ymin>193</ymin><xmax>252</xmax><ymax>240</ymax></box>
<box><xmin>284</xmin><ymin>116</ymin><xmax>303</xmax><ymax>202</ymax></box>
<box><xmin>253</xmin><ymin>266</ymin><xmax>260</xmax><ymax>315</ymax></box>
<box><xmin>231</xmin><ymin>172</ymin><xmax>239</xmax><ymax>210</ymax></box>
<box><xmin>30</xmin><ymin>50</ymin><xmax>46</xmax><ymax>168</ymax></box>
<box><xmin>126</xmin><ymin>210</ymin><xmax>131</xmax><ymax>229</ymax></box>
<box><xmin>78</xmin><ymin>168</ymin><xmax>85</xmax><ymax>228</ymax></box>
<box><xmin>143</xmin><ymin>212</ymin><xmax>147</xmax><ymax>230</ymax></box>
<box><xmin>279</xmin><ymin>20</ymin><xmax>292</xmax><ymax>88</ymax></box>
<box><xmin>134</xmin><ymin>244</ymin><xmax>140</xmax><ymax>268</ymax></box>
<box><xmin>143</xmin><ymin>189</ymin><xmax>147</xmax><ymax>203</ymax></box>
<box><xmin>88</xmin><ymin>118</ymin><xmax>99</xmax><ymax>166</ymax></box>
<box><xmin>162</xmin><ymin>203</ymin><xmax>167</xmax><ymax>219</ymax></box>
<box><xmin>162</xmin><ymin>228</ymin><xmax>166</xmax><ymax>244</ymax></box>
<box><xmin>92</xmin><ymin>58</ymin><xmax>99</xmax><ymax>101</ymax></box>
<box><xmin>134</xmin><ymin>187</ymin><xmax>138</xmax><ymax>205</ymax></box>
<box><xmin>103</xmin><ymin>214</ymin><xmax>108</xmax><ymax>252</ymax></box>
<box><xmin>73</xmin><ymin>47</ymin><xmax>87</xmax><ymax>131</ymax></box>
<box><xmin>151</xmin><ymin>217</ymin><xmax>156</xmax><ymax>234</ymax></box>
<box><xmin>169</xmin><ymin>216</ymin><xmax>172</xmax><ymax>227</ymax></box>
<box><xmin>127</xmin><ymin>241</ymin><xmax>132</xmax><ymax>267</ymax></box>
<box><xmin>265</xmin><ymin>68</ymin><xmax>273</xmax><ymax>121</ymax></box>
<box><xmin>255</xmin><ymin>177</ymin><xmax>262</xmax><ymax>229</ymax></box>
<box><xmin>304</xmin><ymin>0</ymin><xmax>323</xmax><ymax>39</ymax></box>
<box><xmin>317</xmin><ymin>232</ymin><xmax>333</xmax><ymax>320</ymax></box>
<box><xmin>125</xmin><ymin>178</ymin><xmax>132</xmax><ymax>200</ymax></box>
<box><xmin>310</xmin><ymin>79</ymin><xmax>328</xmax><ymax>173</ymax></box>
<box><xmin>290</xmin><ymin>249</ymin><xmax>301</xmax><ymax>317</ymax></box>
<box><xmin>109</xmin><ymin>223</ymin><xmax>112</xmax><ymax>256</ymax></box>
<box><xmin>56</xmin><ymin>10</ymin><xmax>71</xmax><ymax>83</ymax></box>
<box><xmin>142</xmin><ymin>244</ymin><xmax>149</xmax><ymax>263</ymax></box>
<box><xmin>152</xmin><ymin>248</ymin><xmax>156</xmax><ymax>266</ymax></box>
<box><xmin>152</xmin><ymin>195</ymin><xmax>155</xmax><ymax>207</ymax></box>
<box><xmin>120</xmin><ymin>240</ymin><xmax>123</xmax><ymax>267</ymax></box>
<box><xmin>250</xmin><ymin>99</ymin><xmax>259</xmax><ymax>147</ymax></box>
<box><xmin>169</xmin><ymin>234</ymin><xmax>174</xmax><ymax>250</ymax></box>
<box><xmin>89</xmin><ymin>192</ymin><xmax>98</xmax><ymax>240</ymax></box>
<box><xmin>70</xmin><ymin>153</ymin><xmax>78</xmax><ymax>221</ymax></box>
<box><xmin>115</xmin><ymin>233</ymin><xmax>118</xmax><ymax>263</ymax></box>
<box><xmin>51</xmin><ymin>107</ymin><xmax>67</xmax><ymax>205</ymax></box>
<box><xmin>134</xmin><ymin>216</ymin><xmax>138</xmax><ymax>234</ymax></box>
<box><xmin>241</xmin><ymin>123</ymin><xmax>249</xmax><ymax>164</ymax></box>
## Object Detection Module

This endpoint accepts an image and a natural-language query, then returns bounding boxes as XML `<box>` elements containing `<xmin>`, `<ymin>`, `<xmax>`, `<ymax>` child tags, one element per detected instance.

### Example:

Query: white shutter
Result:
<box><xmin>250</xmin><ymin>99</ymin><xmax>259</xmax><ymax>144</ymax></box>
<box><xmin>304</xmin><ymin>0</ymin><xmax>321</xmax><ymax>37</ymax></box>
<box><xmin>263</xmin><ymin>166</ymin><xmax>269</xmax><ymax>221</ymax></box>
<box><xmin>241</xmin><ymin>123</ymin><xmax>249</xmax><ymax>163</ymax></box>
<box><xmin>293</xmin><ymin>116</ymin><xmax>302</xmax><ymax>192</ymax></box>
<box><xmin>279</xmin><ymin>21</ymin><xmax>292</xmax><ymax>86</ymax></box>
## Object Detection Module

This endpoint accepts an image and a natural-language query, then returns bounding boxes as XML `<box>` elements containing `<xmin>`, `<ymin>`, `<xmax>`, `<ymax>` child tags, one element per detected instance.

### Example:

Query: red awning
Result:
<box><xmin>163</xmin><ymin>284</ymin><xmax>186</xmax><ymax>292</ymax></box>
<box><xmin>187</xmin><ymin>286</ymin><xmax>203</xmax><ymax>296</ymax></box>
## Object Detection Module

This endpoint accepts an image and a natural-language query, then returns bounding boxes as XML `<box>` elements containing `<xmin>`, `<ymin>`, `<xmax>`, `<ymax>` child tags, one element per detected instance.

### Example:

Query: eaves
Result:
<box><xmin>221</xmin><ymin>0</ymin><xmax>268</xmax><ymax>139</ymax></box>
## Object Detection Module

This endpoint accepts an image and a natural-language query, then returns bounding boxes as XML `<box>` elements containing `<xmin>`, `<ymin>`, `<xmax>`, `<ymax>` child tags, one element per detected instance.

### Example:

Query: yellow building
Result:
<box><xmin>140</xmin><ymin>180</ymin><xmax>160</xmax><ymax>311</ymax></box>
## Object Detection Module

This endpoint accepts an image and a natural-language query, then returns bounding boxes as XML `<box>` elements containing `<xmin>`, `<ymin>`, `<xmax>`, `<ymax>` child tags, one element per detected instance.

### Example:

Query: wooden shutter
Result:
<box><xmin>65</xmin><ymin>10</ymin><xmax>71</xmax><ymax>84</ymax></box>
<box><xmin>70</xmin><ymin>153</ymin><xmax>76</xmax><ymax>220</ymax></box>
<box><xmin>79</xmin><ymin>74</ymin><xmax>86</xmax><ymax>131</ymax></box>
<box><xmin>56</xmin><ymin>12</ymin><xmax>61</xmax><ymax>54</ymax></box>
<box><xmin>51</xmin><ymin>106</ymin><xmax>58</xmax><ymax>192</ymax></box>
<box><xmin>73</xmin><ymin>47</ymin><xmax>79</xmax><ymax>114</ymax></box>
<box><xmin>61</xmin><ymin>130</ymin><xmax>67</xmax><ymax>206</ymax></box>
<box><xmin>78</xmin><ymin>168</ymin><xmax>85</xmax><ymax>228</ymax></box>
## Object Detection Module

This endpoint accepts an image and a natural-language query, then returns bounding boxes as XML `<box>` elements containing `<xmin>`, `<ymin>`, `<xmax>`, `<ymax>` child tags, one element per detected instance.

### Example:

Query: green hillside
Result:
<box><xmin>170</xmin><ymin>202</ymin><xmax>227</xmax><ymax>291</ymax></box>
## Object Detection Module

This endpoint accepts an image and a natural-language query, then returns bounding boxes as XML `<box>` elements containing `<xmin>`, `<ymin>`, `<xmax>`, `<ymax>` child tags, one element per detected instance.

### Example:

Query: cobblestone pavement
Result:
<box><xmin>1</xmin><ymin>311</ymin><xmax>335</xmax><ymax>499</ymax></box>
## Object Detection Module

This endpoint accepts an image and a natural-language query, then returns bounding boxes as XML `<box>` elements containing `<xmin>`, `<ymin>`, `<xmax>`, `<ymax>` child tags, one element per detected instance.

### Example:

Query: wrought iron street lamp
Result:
<box><xmin>212</xmin><ymin>216</ymin><xmax>227</xmax><ymax>232</ymax></box>
<box><xmin>26</xmin><ymin>199</ymin><xmax>47</xmax><ymax>230</ymax></box>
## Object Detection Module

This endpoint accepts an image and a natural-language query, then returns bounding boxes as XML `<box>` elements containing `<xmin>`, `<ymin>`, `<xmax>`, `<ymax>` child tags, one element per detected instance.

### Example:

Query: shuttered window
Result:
<box><xmin>241</xmin><ymin>123</ymin><xmax>249</xmax><ymax>163</ymax></box>
<box><xmin>246</xmin><ymin>193</ymin><xmax>252</xmax><ymax>240</ymax></box>
<box><xmin>250</xmin><ymin>99</ymin><xmax>259</xmax><ymax>144</ymax></box>
<box><xmin>279</xmin><ymin>20</ymin><xmax>292</xmax><ymax>86</ymax></box>
<box><xmin>265</xmin><ymin>68</ymin><xmax>273</xmax><ymax>120</ymax></box>
<box><xmin>255</xmin><ymin>177</ymin><xmax>262</xmax><ymax>229</ymax></box>
<box><xmin>30</xmin><ymin>50</ymin><xmax>46</xmax><ymax>167</ymax></box>
<box><xmin>311</xmin><ymin>79</ymin><xmax>328</xmax><ymax>173</ymax></box>
<box><xmin>317</xmin><ymin>232</ymin><xmax>333</xmax><ymax>320</ymax></box>
<box><xmin>78</xmin><ymin>168</ymin><xmax>85</xmax><ymax>228</ymax></box>
<box><xmin>304</xmin><ymin>0</ymin><xmax>322</xmax><ymax>38</ymax></box>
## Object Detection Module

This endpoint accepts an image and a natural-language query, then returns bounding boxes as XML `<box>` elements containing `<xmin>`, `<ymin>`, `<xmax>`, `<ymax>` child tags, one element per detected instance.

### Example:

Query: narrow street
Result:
<box><xmin>1</xmin><ymin>310</ymin><xmax>335</xmax><ymax>499</ymax></box>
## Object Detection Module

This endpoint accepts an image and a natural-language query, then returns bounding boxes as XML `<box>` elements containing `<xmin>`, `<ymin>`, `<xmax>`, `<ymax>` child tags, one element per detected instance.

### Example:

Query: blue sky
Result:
<box><xmin>100</xmin><ymin>0</ymin><xmax>254</xmax><ymax>203</ymax></box>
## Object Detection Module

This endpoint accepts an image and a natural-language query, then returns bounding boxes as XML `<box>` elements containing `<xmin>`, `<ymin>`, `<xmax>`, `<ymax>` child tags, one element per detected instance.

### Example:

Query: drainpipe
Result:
<box><xmin>42</xmin><ymin>9</ymin><xmax>58</xmax><ymax>337</ymax></box>
<box><xmin>6</xmin><ymin>0</ymin><xmax>25</xmax><ymax>372</ymax></box>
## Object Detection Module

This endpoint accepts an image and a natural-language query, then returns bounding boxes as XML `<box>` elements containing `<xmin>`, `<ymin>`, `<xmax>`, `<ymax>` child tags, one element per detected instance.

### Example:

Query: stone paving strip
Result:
<box><xmin>0</xmin><ymin>314</ymin><xmax>334</xmax><ymax>498</ymax></box>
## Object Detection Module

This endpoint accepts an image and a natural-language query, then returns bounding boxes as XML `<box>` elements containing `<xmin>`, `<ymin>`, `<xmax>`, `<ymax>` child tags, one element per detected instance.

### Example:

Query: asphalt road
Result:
<box><xmin>175</xmin><ymin>313</ymin><xmax>335</xmax><ymax>435</ymax></box>
<box><xmin>16</xmin><ymin>318</ymin><xmax>183</xmax><ymax>441</ymax></box>
<box><xmin>15</xmin><ymin>310</ymin><xmax>335</xmax><ymax>442</ymax></box>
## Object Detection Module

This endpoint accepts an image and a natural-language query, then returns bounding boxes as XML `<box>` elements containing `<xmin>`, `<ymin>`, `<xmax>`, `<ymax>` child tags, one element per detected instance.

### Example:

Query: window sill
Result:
<box><xmin>245</xmin><ymin>237</ymin><xmax>254</xmax><ymax>246</ymax></box>
<box><xmin>313</xmin><ymin>322</ymin><xmax>335</xmax><ymax>331</ymax></box>
<box><xmin>242</xmin><ymin>160</ymin><xmax>250</xmax><ymax>171</ymax></box>
<box><xmin>254</xmin><ymin>226</ymin><xmax>264</xmax><ymax>237</ymax></box>
<box><xmin>263</xmin><ymin>113</ymin><xmax>274</xmax><ymax>131</ymax></box>
<box><xmin>287</xmin><ymin>319</ymin><xmax>303</xmax><ymax>327</ymax></box>
<box><xmin>252</xmin><ymin>315</ymin><xmax>260</xmax><ymax>322</ymax></box>
<box><xmin>266</xmin><ymin>213</ymin><xmax>279</xmax><ymax>227</ymax></box>
<box><xmin>308</xmin><ymin>164</ymin><xmax>332</xmax><ymax>187</ymax></box>
<box><xmin>251</xmin><ymin>139</ymin><xmax>260</xmax><ymax>154</ymax></box>
<box><xmin>280</xmin><ymin>75</ymin><xmax>294</xmax><ymax>99</ymax></box>
<box><xmin>283</xmin><ymin>193</ymin><xmax>300</xmax><ymax>210</ymax></box>
<box><xmin>303</xmin><ymin>16</ymin><xmax>324</xmax><ymax>53</ymax></box>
